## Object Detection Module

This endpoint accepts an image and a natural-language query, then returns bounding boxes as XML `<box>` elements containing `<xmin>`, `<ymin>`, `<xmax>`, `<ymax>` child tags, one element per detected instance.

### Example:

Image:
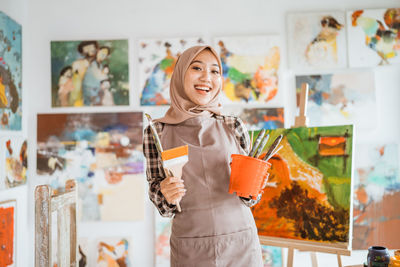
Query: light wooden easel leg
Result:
<box><xmin>310</xmin><ymin>252</ymin><xmax>318</xmax><ymax>267</ymax></box>
<box><xmin>337</xmin><ymin>254</ymin><xmax>343</xmax><ymax>267</ymax></box>
<box><xmin>287</xmin><ymin>248</ymin><xmax>294</xmax><ymax>267</ymax></box>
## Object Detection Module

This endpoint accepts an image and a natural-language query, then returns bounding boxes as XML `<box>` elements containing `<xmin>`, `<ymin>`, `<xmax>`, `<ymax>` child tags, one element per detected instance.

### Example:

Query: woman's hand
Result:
<box><xmin>160</xmin><ymin>176</ymin><xmax>186</xmax><ymax>205</ymax></box>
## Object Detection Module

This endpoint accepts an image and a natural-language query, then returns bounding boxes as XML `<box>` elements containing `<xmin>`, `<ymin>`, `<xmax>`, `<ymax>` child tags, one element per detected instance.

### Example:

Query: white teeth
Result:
<box><xmin>195</xmin><ymin>86</ymin><xmax>210</xmax><ymax>91</ymax></box>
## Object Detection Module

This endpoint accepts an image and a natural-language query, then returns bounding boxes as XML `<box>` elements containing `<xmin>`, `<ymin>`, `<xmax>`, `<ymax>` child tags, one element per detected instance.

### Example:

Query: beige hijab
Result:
<box><xmin>155</xmin><ymin>45</ymin><xmax>223</xmax><ymax>124</ymax></box>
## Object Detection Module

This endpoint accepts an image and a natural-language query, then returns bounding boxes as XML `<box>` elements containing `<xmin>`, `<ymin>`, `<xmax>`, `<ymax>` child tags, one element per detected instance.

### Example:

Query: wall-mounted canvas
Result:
<box><xmin>0</xmin><ymin>137</ymin><xmax>27</xmax><ymax>190</ymax></box>
<box><xmin>213</xmin><ymin>35</ymin><xmax>281</xmax><ymax>105</ymax></box>
<box><xmin>353</xmin><ymin>143</ymin><xmax>400</xmax><ymax>249</ymax></box>
<box><xmin>51</xmin><ymin>39</ymin><xmax>129</xmax><ymax>107</ymax></box>
<box><xmin>36</xmin><ymin>112</ymin><xmax>144</xmax><ymax>221</ymax></box>
<box><xmin>95</xmin><ymin>237</ymin><xmax>131</xmax><ymax>267</ymax></box>
<box><xmin>347</xmin><ymin>8</ymin><xmax>400</xmax><ymax>67</ymax></box>
<box><xmin>295</xmin><ymin>71</ymin><xmax>376</xmax><ymax>130</ymax></box>
<box><xmin>139</xmin><ymin>37</ymin><xmax>206</xmax><ymax>106</ymax></box>
<box><xmin>155</xmin><ymin>213</ymin><xmax>172</xmax><ymax>267</ymax></box>
<box><xmin>287</xmin><ymin>12</ymin><xmax>347</xmax><ymax>70</ymax></box>
<box><xmin>251</xmin><ymin>125</ymin><xmax>353</xmax><ymax>246</ymax></box>
<box><xmin>261</xmin><ymin>245</ymin><xmax>283</xmax><ymax>267</ymax></box>
<box><xmin>0</xmin><ymin>11</ymin><xmax>22</xmax><ymax>131</ymax></box>
<box><xmin>0</xmin><ymin>200</ymin><xmax>16</xmax><ymax>267</ymax></box>
<box><xmin>222</xmin><ymin>107</ymin><xmax>284</xmax><ymax>130</ymax></box>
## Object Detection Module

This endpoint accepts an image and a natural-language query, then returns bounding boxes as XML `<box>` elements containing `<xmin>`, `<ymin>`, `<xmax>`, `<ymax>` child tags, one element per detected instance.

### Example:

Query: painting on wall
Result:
<box><xmin>295</xmin><ymin>71</ymin><xmax>376</xmax><ymax>130</ymax></box>
<box><xmin>139</xmin><ymin>37</ymin><xmax>206</xmax><ymax>106</ymax></box>
<box><xmin>51</xmin><ymin>39</ymin><xmax>129</xmax><ymax>107</ymax></box>
<box><xmin>36</xmin><ymin>112</ymin><xmax>145</xmax><ymax>221</ymax></box>
<box><xmin>95</xmin><ymin>237</ymin><xmax>131</xmax><ymax>267</ymax></box>
<box><xmin>222</xmin><ymin>107</ymin><xmax>284</xmax><ymax>130</ymax></box>
<box><xmin>0</xmin><ymin>200</ymin><xmax>16</xmax><ymax>267</ymax></box>
<box><xmin>347</xmin><ymin>8</ymin><xmax>400</xmax><ymax>67</ymax></box>
<box><xmin>213</xmin><ymin>35</ymin><xmax>282</xmax><ymax>105</ymax></box>
<box><xmin>0</xmin><ymin>137</ymin><xmax>27</xmax><ymax>190</ymax></box>
<box><xmin>251</xmin><ymin>125</ymin><xmax>353</xmax><ymax>246</ymax></box>
<box><xmin>0</xmin><ymin>11</ymin><xmax>22</xmax><ymax>131</ymax></box>
<box><xmin>353</xmin><ymin>143</ymin><xmax>400</xmax><ymax>249</ymax></box>
<box><xmin>261</xmin><ymin>245</ymin><xmax>283</xmax><ymax>267</ymax></box>
<box><xmin>287</xmin><ymin>12</ymin><xmax>347</xmax><ymax>70</ymax></box>
<box><xmin>155</xmin><ymin>213</ymin><xmax>172</xmax><ymax>267</ymax></box>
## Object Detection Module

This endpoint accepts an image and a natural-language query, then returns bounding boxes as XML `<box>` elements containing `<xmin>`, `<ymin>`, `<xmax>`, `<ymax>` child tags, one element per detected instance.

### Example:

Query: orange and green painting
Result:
<box><xmin>0</xmin><ymin>200</ymin><xmax>15</xmax><ymax>267</ymax></box>
<box><xmin>251</xmin><ymin>125</ymin><xmax>353</xmax><ymax>244</ymax></box>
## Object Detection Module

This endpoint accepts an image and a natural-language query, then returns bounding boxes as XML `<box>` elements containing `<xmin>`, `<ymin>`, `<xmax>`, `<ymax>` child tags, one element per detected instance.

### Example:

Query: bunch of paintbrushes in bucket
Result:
<box><xmin>145</xmin><ymin>113</ymin><xmax>188</xmax><ymax>212</ymax></box>
<box><xmin>249</xmin><ymin>129</ymin><xmax>283</xmax><ymax>162</ymax></box>
<box><xmin>228</xmin><ymin>130</ymin><xmax>283</xmax><ymax>199</ymax></box>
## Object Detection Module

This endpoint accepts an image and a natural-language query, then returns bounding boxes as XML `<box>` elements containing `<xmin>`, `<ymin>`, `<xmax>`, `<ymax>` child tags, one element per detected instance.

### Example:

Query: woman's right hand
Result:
<box><xmin>160</xmin><ymin>176</ymin><xmax>186</xmax><ymax>205</ymax></box>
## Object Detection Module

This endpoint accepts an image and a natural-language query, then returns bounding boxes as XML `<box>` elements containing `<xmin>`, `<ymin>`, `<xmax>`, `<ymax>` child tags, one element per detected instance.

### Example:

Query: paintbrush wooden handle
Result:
<box><xmin>249</xmin><ymin>129</ymin><xmax>266</xmax><ymax>157</ymax></box>
<box><xmin>254</xmin><ymin>134</ymin><xmax>270</xmax><ymax>158</ymax></box>
<box><xmin>262</xmin><ymin>134</ymin><xmax>283</xmax><ymax>161</ymax></box>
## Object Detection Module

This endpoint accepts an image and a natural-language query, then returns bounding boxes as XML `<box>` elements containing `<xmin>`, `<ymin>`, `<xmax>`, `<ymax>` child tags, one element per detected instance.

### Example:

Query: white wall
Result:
<box><xmin>1</xmin><ymin>0</ymin><xmax>399</xmax><ymax>266</ymax></box>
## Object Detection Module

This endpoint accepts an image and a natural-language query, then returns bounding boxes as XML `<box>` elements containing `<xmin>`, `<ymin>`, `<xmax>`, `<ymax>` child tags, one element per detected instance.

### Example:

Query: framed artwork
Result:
<box><xmin>0</xmin><ymin>199</ymin><xmax>16</xmax><ymax>267</ymax></box>
<box><xmin>222</xmin><ymin>107</ymin><xmax>284</xmax><ymax>130</ymax></box>
<box><xmin>287</xmin><ymin>12</ymin><xmax>347</xmax><ymax>70</ymax></box>
<box><xmin>139</xmin><ymin>37</ymin><xmax>206</xmax><ymax>106</ymax></box>
<box><xmin>261</xmin><ymin>245</ymin><xmax>283</xmax><ymax>267</ymax></box>
<box><xmin>95</xmin><ymin>237</ymin><xmax>131</xmax><ymax>267</ymax></box>
<box><xmin>295</xmin><ymin>71</ymin><xmax>376</xmax><ymax>130</ymax></box>
<box><xmin>251</xmin><ymin>125</ymin><xmax>353</xmax><ymax>249</ymax></box>
<box><xmin>0</xmin><ymin>11</ymin><xmax>22</xmax><ymax>131</ymax></box>
<box><xmin>0</xmin><ymin>137</ymin><xmax>27</xmax><ymax>190</ymax></box>
<box><xmin>51</xmin><ymin>39</ymin><xmax>129</xmax><ymax>107</ymax></box>
<box><xmin>353</xmin><ymin>143</ymin><xmax>400</xmax><ymax>249</ymax></box>
<box><xmin>36</xmin><ymin>112</ymin><xmax>144</xmax><ymax>221</ymax></box>
<box><xmin>155</xmin><ymin>212</ymin><xmax>172</xmax><ymax>267</ymax></box>
<box><xmin>347</xmin><ymin>8</ymin><xmax>400</xmax><ymax>67</ymax></box>
<box><xmin>213</xmin><ymin>35</ymin><xmax>282</xmax><ymax>105</ymax></box>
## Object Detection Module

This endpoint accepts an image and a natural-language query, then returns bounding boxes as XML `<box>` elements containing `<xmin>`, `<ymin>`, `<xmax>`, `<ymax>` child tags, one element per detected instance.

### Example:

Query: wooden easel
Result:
<box><xmin>274</xmin><ymin>82</ymin><xmax>349</xmax><ymax>267</ymax></box>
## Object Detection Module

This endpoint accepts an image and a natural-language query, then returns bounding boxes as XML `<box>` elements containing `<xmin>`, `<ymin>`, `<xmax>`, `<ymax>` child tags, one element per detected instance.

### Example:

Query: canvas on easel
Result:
<box><xmin>251</xmin><ymin>83</ymin><xmax>353</xmax><ymax>267</ymax></box>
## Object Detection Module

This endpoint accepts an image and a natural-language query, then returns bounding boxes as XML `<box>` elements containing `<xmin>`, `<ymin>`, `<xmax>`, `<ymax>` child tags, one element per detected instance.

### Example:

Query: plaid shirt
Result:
<box><xmin>143</xmin><ymin>115</ymin><xmax>261</xmax><ymax>218</ymax></box>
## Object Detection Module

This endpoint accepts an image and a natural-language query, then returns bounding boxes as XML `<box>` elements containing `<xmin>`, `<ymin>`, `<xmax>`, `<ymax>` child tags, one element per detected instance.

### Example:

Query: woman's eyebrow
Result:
<box><xmin>190</xmin><ymin>60</ymin><xmax>219</xmax><ymax>68</ymax></box>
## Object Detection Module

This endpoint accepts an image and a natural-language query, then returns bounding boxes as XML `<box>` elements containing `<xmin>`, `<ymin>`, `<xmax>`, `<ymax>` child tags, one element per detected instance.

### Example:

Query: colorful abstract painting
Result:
<box><xmin>155</xmin><ymin>212</ymin><xmax>172</xmax><ymax>267</ymax></box>
<box><xmin>295</xmin><ymin>71</ymin><xmax>376</xmax><ymax>130</ymax></box>
<box><xmin>261</xmin><ymin>245</ymin><xmax>282</xmax><ymax>267</ymax></box>
<box><xmin>0</xmin><ymin>200</ymin><xmax>16</xmax><ymax>267</ymax></box>
<box><xmin>251</xmin><ymin>125</ymin><xmax>353</xmax><ymax>246</ymax></box>
<box><xmin>223</xmin><ymin>107</ymin><xmax>284</xmax><ymax>131</ymax></box>
<box><xmin>353</xmin><ymin>143</ymin><xmax>400</xmax><ymax>249</ymax></box>
<box><xmin>347</xmin><ymin>8</ymin><xmax>400</xmax><ymax>67</ymax></box>
<box><xmin>214</xmin><ymin>35</ymin><xmax>281</xmax><ymax>105</ymax></box>
<box><xmin>287</xmin><ymin>12</ymin><xmax>347</xmax><ymax>70</ymax></box>
<box><xmin>0</xmin><ymin>11</ymin><xmax>22</xmax><ymax>131</ymax></box>
<box><xmin>36</xmin><ymin>112</ymin><xmax>144</xmax><ymax>221</ymax></box>
<box><xmin>139</xmin><ymin>37</ymin><xmax>206</xmax><ymax>105</ymax></box>
<box><xmin>95</xmin><ymin>237</ymin><xmax>131</xmax><ymax>267</ymax></box>
<box><xmin>51</xmin><ymin>39</ymin><xmax>129</xmax><ymax>107</ymax></box>
<box><xmin>0</xmin><ymin>137</ymin><xmax>27</xmax><ymax>190</ymax></box>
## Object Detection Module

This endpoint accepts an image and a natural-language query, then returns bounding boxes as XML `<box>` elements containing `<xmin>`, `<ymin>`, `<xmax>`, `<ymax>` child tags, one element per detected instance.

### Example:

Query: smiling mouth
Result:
<box><xmin>194</xmin><ymin>85</ymin><xmax>211</xmax><ymax>93</ymax></box>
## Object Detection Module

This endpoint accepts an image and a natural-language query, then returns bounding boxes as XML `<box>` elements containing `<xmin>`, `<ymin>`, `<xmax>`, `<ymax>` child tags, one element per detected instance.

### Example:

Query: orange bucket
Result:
<box><xmin>229</xmin><ymin>154</ymin><xmax>271</xmax><ymax>200</ymax></box>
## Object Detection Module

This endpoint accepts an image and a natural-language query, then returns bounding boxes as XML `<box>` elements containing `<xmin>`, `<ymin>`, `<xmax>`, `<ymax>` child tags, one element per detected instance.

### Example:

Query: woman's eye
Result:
<box><xmin>192</xmin><ymin>66</ymin><xmax>201</xmax><ymax>71</ymax></box>
<box><xmin>212</xmin><ymin>70</ymin><xmax>220</xmax><ymax>75</ymax></box>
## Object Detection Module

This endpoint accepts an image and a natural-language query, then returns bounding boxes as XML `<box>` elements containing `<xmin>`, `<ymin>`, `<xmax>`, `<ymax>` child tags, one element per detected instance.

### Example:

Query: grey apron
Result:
<box><xmin>160</xmin><ymin>115</ymin><xmax>263</xmax><ymax>267</ymax></box>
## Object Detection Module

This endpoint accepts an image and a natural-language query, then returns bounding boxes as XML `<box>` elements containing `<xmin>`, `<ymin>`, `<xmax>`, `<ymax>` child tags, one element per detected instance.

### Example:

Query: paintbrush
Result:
<box><xmin>249</xmin><ymin>129</ymin><xmax>266</xmax><ymax>157</ymax></box>
<box><xmin>262</xmin><ymin>134</ymin><xmax>283</xmax><ymax>161</ymax></box>
<box><xmin>145</xmin><ymin>113</ymin><xmax>182</xmax><ymax>212</ymax></box>
<box><xmin>254</xmin><ymin>134</ymin><xmax>270</xmax><ymax>158</ymax></box>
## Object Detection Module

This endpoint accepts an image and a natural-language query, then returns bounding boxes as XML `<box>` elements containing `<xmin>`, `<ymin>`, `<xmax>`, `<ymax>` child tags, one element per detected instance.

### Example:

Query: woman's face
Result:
<box><xmin>184</xmin><ymin>49</ymin><xmax>222</xmax><ymax>106</ymax></box>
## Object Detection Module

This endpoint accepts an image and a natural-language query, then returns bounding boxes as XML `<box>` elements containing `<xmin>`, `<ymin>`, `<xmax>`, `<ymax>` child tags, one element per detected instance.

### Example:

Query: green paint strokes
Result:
<box><xmin>227</xmin><ymin>67</ymin><xmax>252</xmax><ymax>83</ymax></box>
<box><xmin>160</xmin><ymin>58</ymin><xmax>174</xmax><ymax>71</ymax></box>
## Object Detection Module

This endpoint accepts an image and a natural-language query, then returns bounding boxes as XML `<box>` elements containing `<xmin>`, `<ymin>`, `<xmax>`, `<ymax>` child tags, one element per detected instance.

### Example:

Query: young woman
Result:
<box><xmin>143</xmin><ymin>45</ymin><xmax>263</xmax><ymax>267</ymax></box>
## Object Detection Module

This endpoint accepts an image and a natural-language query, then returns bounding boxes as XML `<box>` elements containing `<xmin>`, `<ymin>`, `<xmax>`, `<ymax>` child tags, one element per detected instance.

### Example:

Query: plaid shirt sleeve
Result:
<box><xmin>222</xmin><ymin>115</ymin><xmax>262</xmax><ymax>207</ymax></box>
<box><xmin>143</xmin><ymin>123</ymin><xmax>177</xmax><ymax>218</ymax></box>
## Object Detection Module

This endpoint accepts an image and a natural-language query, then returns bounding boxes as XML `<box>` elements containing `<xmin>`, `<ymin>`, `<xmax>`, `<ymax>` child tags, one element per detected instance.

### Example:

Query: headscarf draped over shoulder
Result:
<box><xmin>155</xmin><ymin>45</ymin><xmax>222</xmax><ymax>124</ymax></box>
